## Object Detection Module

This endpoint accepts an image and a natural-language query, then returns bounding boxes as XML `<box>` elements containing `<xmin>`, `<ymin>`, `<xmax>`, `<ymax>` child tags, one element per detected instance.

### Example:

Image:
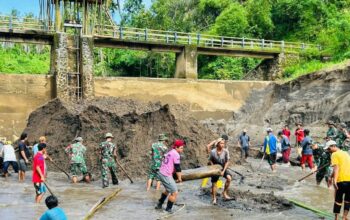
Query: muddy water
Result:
<box><xmin>0</xmin><ymin>159</ymin><xmax>334</xmax><ymax>220</ymax></box>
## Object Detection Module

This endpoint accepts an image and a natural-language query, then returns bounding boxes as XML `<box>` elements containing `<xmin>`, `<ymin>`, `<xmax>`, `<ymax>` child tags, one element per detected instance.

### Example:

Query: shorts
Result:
<box><xmin>157</xmin><ymin>172</ymin><xmax>177</xmax><ymax>194</ymax></box>
<box><xmin>267</xmin><ymin>153</ymin><xmax>277</xmax><ymax>165</ymax></box>
<box><xmin>18</xmin><ymin>159</ymin><xmax>27</xmax><ymax>172</ymax></box>
<box><xmin>300</xmin><ymin>154</ymin><xmax>314</xmax><ymax>169</ymax></box>
<box><xmin>34</xmin><ymin>182</ymin><xmax>46</xmax><ymax>196</ymax></box>
<box><xmin>70</xmin><ymin>163</ymin><xmax>88</xmax><ymax>177</ymax></box>
<box><xmin>211</xmin><ymin>169</ymin><xmax>233</xmax><ymax>183</ymax></box>
<box><xmin>334</xmin><ymin>181</ymin><xmax>350</xmax><ymax>213</ymax></box>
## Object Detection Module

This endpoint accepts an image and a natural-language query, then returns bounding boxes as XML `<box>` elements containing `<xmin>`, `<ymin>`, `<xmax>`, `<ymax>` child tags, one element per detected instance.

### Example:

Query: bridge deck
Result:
<box><xmin>0</xmin><ymin>15</ymin><xmax>320</xmax><ymax>58</ymax></box>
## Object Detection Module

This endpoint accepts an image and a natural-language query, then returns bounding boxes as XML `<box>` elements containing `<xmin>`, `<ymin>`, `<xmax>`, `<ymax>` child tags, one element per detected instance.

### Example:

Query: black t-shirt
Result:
<box><xmin>18</xmin><ymin>141</ymin><xmax>30</xmax><ymax>160</ymax></box>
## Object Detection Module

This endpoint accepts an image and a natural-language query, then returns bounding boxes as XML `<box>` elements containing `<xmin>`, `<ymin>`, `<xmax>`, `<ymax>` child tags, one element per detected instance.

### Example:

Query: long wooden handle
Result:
<box><xmin>114</xmin><ymin>158</ymin><xmax>134</xmax><ymax>183</ymax></box>
<box><xmin>49</xmin><ymin>158</ymin><xmax>71</xmax><ymax>179</ymax></box>
<box><xmin>43</xmin><ymin>181</ymin><xmax>55</xmax><ymax>197</ymax></box>
<box><xmin>297</xmin><ymin>163</ymin><xmax>330</xmax><ymax>182</ymax></box>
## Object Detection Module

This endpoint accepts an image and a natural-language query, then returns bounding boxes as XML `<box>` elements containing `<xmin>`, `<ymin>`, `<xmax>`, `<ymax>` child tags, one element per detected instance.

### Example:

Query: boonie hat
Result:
<box><xmin>75</xmin><ymin>137</ymin><xmax>83</xmax><ymax>142</ymax></box>
<box><xmin>105</xmin><ymin>133</ymin><xmax>114</xmax><ymax>138</ymax></box>
<box><xmin>215</xmin><ymin>138</ymin><xmax>225</xmax><ymax>146</ymax></box>
<box><xmin>158</xmin><ymin>134</ymin><xmax>168</xmax><ymax>141</ymax></box>
<box><xmin>266</xmin><ymin>128</ymin><xmax>273</xmax><ymax>132</ymax></box>
<box><xmin>172</xmin><ymin>139</ymin><xmax>185</xmax><ymax>149</ymax></box>
<box><xmin>324</xmin><ymin>140</ymin><xmax>337</xmax><ymax>150</ymax></box>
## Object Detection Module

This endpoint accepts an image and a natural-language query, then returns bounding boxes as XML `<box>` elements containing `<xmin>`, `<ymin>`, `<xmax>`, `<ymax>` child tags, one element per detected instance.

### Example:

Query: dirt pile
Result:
<box><xmin>23</xmin><ymin>97</ymin><xmax>220</xmax><ymax>179</ymax></box>
<box><xmin>200</xmin><ymin>188</ymin><xmax>293</xmax><ymax>212</ymax></box>
<box><xmin>202</xmin><ymin>61</ymin><xmax>350</xmax><ymax>144</ymax></box>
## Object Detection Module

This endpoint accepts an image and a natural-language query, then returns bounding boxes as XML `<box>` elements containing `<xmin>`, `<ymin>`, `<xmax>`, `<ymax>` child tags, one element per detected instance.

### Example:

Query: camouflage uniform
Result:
<box><xmin>65</xmin><ymin>142</ymin><xmax>88</xmax><ymax>177</ymax></box>
<box><xmin>336</xmin><ymin>129</ymin><xmax>349</xmax><ymax>151</ymax></box>
<box><xmin>99</xmin><ymin>141</ymin><xmax>118</xmax><ymax>187</ymax></box>
<box><xmin>148</xmin><ymin>141</ymin><xmax>168</xmax><ymax>180</ymax></box>
<box><xmin>326</xmin><ymin>127</ymin><xmax>338</xmax><ymax>141</ymax></box>
<box><xmin>314</xmin><ymin>144</ymin><xmax>332</xmax><ymax>184</ymax></box>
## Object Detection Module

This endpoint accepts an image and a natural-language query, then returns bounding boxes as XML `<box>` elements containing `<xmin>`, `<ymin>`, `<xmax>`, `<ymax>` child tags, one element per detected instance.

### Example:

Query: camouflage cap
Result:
<box><xmin>75</xmin><ymin>137</ymin><xmax>83</xmax><ymax>142</ymax></box>
<box><xmin>340</xmin><ymin>122</ymin><xmax>347</xmax><ymax>128</ymax></box>
<box><xmin>326</xmin><ymin>120</ymin><xmax>335</xmax><ymax>125</ymax></box>
<box><xmin>158</xmin><ymin>134</ymin><xmax>168</xmax><ymax>141</ymax></box>
<box><xmin>105</xmin><ymin>133</ymin><xmax>114</xmax><ymax>138</ymax></box>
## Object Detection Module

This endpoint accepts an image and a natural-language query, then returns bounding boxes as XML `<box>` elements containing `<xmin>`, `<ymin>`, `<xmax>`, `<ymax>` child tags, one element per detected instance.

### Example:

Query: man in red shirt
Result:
<box><xmin>282</xmin><ymin>125</ymin><xmax>291</xmax><ymax>140</ymax></box>
<box><xmin>32</xmin><ymin>143</ymin><xmax>47</xmax><ymax>203</ymax></box>
<box><xmin>294</xmin><ymin>122</ymin><xmax>304</xmax><ymax>159</ymax></box>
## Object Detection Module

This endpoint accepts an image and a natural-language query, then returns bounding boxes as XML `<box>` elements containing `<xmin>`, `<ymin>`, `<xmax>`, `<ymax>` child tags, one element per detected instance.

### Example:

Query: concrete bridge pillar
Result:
<box><xmin>52</xmin><ymin>33</ymin><xmax>69</xmax><ymax>100</ymax></box>
<box><xmin>80</xmin><ymin>37</ymin><xmax>95</xmax><ymax>99</ymax></box>
<box><xmin>175</xmin><ymin>46</ymin><xmax>198</xmax><ymax>79</ymax></box>
<box><xmin>244</xmin><ymin>53</ymin><xmax>299</xmax><ymax>80</ymax></box>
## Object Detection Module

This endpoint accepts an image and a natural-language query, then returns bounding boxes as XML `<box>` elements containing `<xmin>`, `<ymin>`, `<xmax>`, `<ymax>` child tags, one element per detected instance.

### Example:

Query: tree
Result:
<box><xmin>212</xmin><ymin>2</ymin><xmax>249</xmax><ymax>37</ymax></box>
<box><xmin>246</xmin><ymin>0</ymin><xmax>274</xmax><ymax>38</ymax></box>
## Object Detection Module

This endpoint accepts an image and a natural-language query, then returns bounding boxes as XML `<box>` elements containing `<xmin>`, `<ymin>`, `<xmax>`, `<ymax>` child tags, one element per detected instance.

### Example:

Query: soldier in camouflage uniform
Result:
<box><xmin>65</xmin><ymin>137</ymin><xmax>90</xmax><ymax>183</ymax></box>
<box><xmin>326</xmin><ymin>120</ymin><xmax>338</xmax><ymax>141</ymax></box>
<box><xmin>99</xmin><ymin>133</ymin><xmax>118</xmax><ymax>188</ymax></box>
<box><xmin>336</xmin><ymin>123</ymin><xmax>350</xmax><ymax>151</ymax></box>
<box><xmin>312</xmin><ymin>138</ymin><xmax>332</xmax><ymax>186</ymax></box>
<box><xmin>146</xmin><ymin>134</ymin><xmax>168</xmax><ymax>191</ymax></box>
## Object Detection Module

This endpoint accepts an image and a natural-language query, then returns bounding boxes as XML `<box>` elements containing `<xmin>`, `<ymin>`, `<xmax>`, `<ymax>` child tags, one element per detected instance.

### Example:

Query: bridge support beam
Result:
<box><xmin>175</xmin><ymin>46</ymin><xmax>198</xmax><ymax>79</ymax></box>
<box><xmin>80</xmin><ymin>37</ymin><xmax>95</xmax><ymax>99</ymax></box>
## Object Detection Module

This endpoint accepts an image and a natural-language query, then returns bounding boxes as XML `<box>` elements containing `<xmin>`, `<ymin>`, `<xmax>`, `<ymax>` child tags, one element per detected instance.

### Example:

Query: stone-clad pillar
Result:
<box><xmin>51</xmin><ymin>33</ymin><xmax>69</xmax><ymax>100</ymax></box>
<box><xmin>80</xmin><ymin>37</ymin><xmax>94</xmax><ymax>99</ymax></box>
<box><xmin>175</xmin><ymin>46</ymin><xmax>198</xmax><ymax>79</ymax></box>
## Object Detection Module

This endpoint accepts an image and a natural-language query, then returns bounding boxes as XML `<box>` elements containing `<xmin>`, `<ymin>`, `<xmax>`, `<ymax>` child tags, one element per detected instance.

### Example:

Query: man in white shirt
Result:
<box><xmin>1</xmin><ymin>141</ymin><xmax>19</xmax><ymax>177</ymax></box>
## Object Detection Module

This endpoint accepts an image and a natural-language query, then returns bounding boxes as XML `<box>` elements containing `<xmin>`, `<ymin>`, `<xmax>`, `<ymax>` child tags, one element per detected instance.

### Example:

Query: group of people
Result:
<box><xmin>261</xmin><ymin>121</ymin><xmax>350</xmax><ymax>220</ymax></box>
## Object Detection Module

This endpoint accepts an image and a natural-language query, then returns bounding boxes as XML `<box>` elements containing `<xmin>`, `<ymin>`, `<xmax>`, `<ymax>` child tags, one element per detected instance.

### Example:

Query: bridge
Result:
<box><xmin>0</xmin><ymin>13</ymin><xmax>321</xmax><ymax>100</ymax></box>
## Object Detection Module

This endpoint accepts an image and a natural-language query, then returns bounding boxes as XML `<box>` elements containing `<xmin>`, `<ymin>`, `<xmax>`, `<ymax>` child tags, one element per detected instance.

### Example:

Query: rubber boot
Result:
<box><xmin>165</xmin><ymin>201</ymin><xmax>174</xmax><ymax>213</ymax></box>
<box><xmin>110</xmin><ymin>168</ymin><xmax>119</xmax><ymax>185</ymax></box>
<box><xmin>155</xmin><ymin>193</ymin><xmax>167</xmax><ymax>210</ymax></box>
<box><xmin>102</xmin><ymin>180</ymin><xmax>109</xmax><ymax>188</ymax></box>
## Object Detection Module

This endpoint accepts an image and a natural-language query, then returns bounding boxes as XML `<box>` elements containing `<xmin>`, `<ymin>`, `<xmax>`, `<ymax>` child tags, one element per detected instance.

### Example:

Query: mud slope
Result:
<box><xmin>203</xmin><ymin>62</ymin><xmax>350</xmax><ymax>143</ymax></box>
<box><xmin>23</xmin><ymin>97</ymin><xmax>217</xmax><ymax>179</ymax></box>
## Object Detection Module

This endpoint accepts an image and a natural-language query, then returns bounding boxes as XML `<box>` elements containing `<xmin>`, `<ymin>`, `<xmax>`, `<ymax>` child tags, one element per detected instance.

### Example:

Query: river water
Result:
<box><xmin>0</xmin><ymin>158</ymin><xmax>334</xmax><ymax>220</ymax></box>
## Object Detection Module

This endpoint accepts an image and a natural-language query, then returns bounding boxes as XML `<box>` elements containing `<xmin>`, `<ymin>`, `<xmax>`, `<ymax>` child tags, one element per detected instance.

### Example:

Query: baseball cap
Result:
<box><xmin>266</xmin><ymin>128</ymin><xmax>273</xmax><ymax>132</ymax></box>
<box><xmin>172</xmin><ymin>139</ymin><xmax>185</xmax><ymax>149</ymax></box>
<box><xmin>324</xmin><ymin>140</ymin><xmax>337</xmax><ymax>150</ymax></box>
<box><xmin>75</xmin><ymin>137</ymin><xmax>83</xmax><ymax>142</ymax></box>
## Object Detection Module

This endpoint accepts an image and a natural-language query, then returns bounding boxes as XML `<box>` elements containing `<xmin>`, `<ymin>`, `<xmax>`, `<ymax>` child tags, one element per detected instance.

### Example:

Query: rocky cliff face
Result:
<box><xmin>203</xmin><ymin>61</ymin><xmax>350</xmax><ymax>145</ymax></box>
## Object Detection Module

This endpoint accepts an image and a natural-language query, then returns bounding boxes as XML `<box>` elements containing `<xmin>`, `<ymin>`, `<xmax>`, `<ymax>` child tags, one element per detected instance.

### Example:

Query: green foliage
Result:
<box><xmin>212</xmin><ymin>3</ymin><xmax>249</xmax><ymax>37</ymax></box>
<box><xmin>246</xmin><ymin>0</ymin><xmax>274</xmax><ymax>38</ymax></box>
<box><xmin>0</xmin><ymin>45</ymin><xmax>50</xmax><ymax>74</ymax></box>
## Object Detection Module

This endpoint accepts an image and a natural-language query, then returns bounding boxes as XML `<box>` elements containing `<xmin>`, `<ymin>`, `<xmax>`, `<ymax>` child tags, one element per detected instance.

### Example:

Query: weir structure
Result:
<box><xmin>0</xmin><ymin>0</ymin><xmax>322</xmax><ymax>101</ymax></box>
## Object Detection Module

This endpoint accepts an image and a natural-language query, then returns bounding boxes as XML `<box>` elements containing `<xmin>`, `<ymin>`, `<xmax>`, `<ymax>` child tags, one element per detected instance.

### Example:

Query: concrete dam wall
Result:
<box><xmin>0</xmin><ymin>74</ymin><xmax>271</xmax><ymax>140</ymax></box>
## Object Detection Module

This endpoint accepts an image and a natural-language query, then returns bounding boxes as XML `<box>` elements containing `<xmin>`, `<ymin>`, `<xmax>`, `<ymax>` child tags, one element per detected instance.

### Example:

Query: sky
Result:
<box><xmin>0</xmin><ymin>0</ymin><xmax>151</xmax><ymax>19</ymax></box>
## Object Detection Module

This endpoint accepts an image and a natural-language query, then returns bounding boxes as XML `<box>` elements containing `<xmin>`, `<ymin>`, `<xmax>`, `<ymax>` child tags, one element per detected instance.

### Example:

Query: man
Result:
<box><xmin>336</xmin><ymin>123</ymin><xmax>349</xmax><ymax>151</ymax></box>
<box><xmin>99</xmin><ymin>133</ymin><xmax>118</xmax><ymax>188</ymax></box>
<box><xmin>300</xmin><ymin>129</ymin><xmax>315</xmax><ymax>171</ymax></box>
<box><xmin>40</xmin><ymin>195</ymin><xmax>67</xmax><ymax>220</ymax></box>
<box><xmin>0</xmin><ymin>139</ymin><xmax>4</xmax><ymax>172</ymax></box>
<box><xmin>312</xmin><ymin>138</ymin><xmax>332</xmax><ymax>186</ymax></box>
<box><xmin>263</xmin><ymin>128</ymin><xmax>277</xmax><ymax>172</ymax></box>
<box><xmin>18</xmin><ymin>133</ymin><xmax>30</xmax><ymax>182</ymax></box>
<box><xmin>206</xmin><ymin>134</ymin><xmax>229</xmax><ymax>155</ymax></box>
<box><xmin>65</xmin><ymin>137</ymin><xmax>90</xmax><ymax>183</ymax></box>
<box><xmin>33</xmin><ymin>136</ymin><xmax>46</xmax><ymax>156</ymax></box>
<box><xmin>1</xmin><ymin>141</ymin><xmax>18</xmax><ymax>177</ymax></box>
<box><xmin>209</xmin><ymin>138</ymin><xmax>233</xmax><ymax>205</ymax></box>
<box><xmin>278</xmin><ymin>131</ymin><xmax>291</xmax><ymax>164</ymax></box>
<box><xmin>282</xmin><ymin>125</ymin><xmax>291</xmax><ymax>140</ymax></box>
<box><xmin>325</xmin><ymin>140</ymin><xmax>350</xmax><ymax>220</ymax></box>
<box><xmin>326</xmin><ymin>120</ymin><xmax>338</xmax><ymax>141</ymax></box>
<box><xmin>155</xmin><ymin>139</ymin><xmax>185</xmax><ymax>213</ymax></box>
<box><xmin>147</xmin><ymin>134</ymin><xmax>168</xmax><ymax>191</ymax></box>
<box><xmin>238</xmin><ymin>129</ymin><xmax>250</xmax><ymax>161</ymax></box>
<box><xmin>294</xmin><ymin>123</ymin><xmax>304</xmax><ymax>159</ymax></box>
<box><xmin>32</xmin><ymin>143</ymin><xmax>47</xmax><ymax>203</ymax></box>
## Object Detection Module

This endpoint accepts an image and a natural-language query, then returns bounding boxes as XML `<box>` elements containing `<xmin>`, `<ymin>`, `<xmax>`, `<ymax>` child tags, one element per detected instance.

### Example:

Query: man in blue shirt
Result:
<box><xmin>40</xmin><ymin>195</ymin><xmax>67</xmax><ymax>220</ymax></box>
<box><xmin>263</xmin><ymin>128</ymin><xmax>277</xmax><ymax>172</ymax></box>
<box><xmin>238</xmin><ymin>129</ymin><xmax>250</xmax><ymax>162</ymax></box>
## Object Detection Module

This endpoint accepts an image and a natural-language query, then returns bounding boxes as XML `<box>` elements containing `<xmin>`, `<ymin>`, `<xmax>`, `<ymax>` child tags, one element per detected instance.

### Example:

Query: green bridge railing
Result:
<box><xmin>0</xmin><ymin>15</ymin><xmax>321</xmax><ymax>54</ymax></box>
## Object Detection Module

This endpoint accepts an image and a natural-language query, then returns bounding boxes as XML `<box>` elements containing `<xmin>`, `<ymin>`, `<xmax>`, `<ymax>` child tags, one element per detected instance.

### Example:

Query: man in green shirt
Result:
<box><xmin>65</xmin><ymin>137</ymin><xmax>89</xmax><ymax>183</ymax></box>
